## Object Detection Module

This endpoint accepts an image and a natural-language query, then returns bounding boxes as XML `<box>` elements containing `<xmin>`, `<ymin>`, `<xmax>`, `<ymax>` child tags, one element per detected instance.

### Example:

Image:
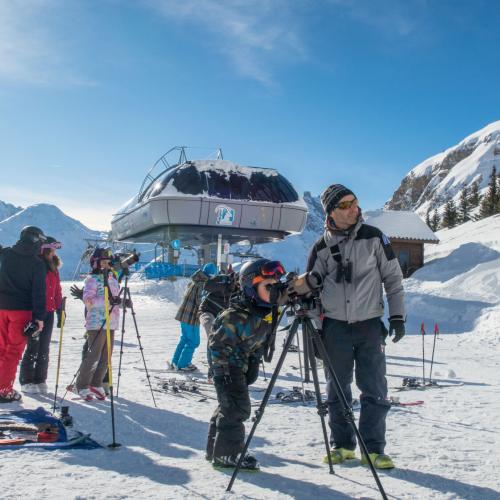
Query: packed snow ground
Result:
<box><xmin>2</xmin><ymin>217</ymin><xmax>500</xmax><ymax>499</ymax></box>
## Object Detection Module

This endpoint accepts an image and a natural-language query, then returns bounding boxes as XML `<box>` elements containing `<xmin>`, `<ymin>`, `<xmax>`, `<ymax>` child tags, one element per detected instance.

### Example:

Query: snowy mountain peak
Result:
<box><xmin>386</xmin><ymin>121</ymin><xmax>500</xmax><ymax>216</ymax></box>
<box><xmin>0</xmin><ymin>200</ymin><xmax>22</xmax><ymax>222</ymax></box>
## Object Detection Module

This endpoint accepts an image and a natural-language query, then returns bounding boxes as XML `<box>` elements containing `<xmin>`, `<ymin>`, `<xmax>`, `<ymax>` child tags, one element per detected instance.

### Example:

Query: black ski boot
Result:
<box><xmin>212</xmin><ymin>453</ymin><xmax>260</xmax><ymax>471</ymax></box>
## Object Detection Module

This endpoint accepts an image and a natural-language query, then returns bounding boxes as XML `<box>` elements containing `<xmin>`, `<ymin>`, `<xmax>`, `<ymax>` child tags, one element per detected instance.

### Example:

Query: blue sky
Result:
<box><xmin>0</xmin><ymin>0</ymin><xmax>499</xmax><ymax>230</ymax></box>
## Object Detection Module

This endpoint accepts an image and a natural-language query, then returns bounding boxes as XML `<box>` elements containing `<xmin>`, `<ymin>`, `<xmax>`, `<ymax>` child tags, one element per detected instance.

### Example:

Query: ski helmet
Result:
<box><xmin>90</xmin><ymin>247</ymin><xmax>113</xmax><ymax>270</ymax></box>
<box><xmin>239</xmin><ymin>259</ymin><xmax>285</xmax><ymax>299</ymax></box>
<box><xmin>19</xmin><ymin>226</ymin><xmax>47</xmax><ymax>244</ymax></box>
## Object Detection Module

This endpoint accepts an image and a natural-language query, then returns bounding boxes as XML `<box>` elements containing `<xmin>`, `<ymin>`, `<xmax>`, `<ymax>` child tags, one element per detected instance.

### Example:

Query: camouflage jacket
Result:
<box><xmin>209</xmin><ymin>297</ymin><xmax>278</xmax><ymax>373</ymax></box>
<box><xmin>175</xmin><ymin>269</ymin><xmax>209</xmax><ymax>326</ymax></box>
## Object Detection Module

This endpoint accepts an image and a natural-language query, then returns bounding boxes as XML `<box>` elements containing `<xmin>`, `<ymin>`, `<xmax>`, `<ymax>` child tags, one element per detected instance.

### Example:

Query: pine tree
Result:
<box><xmin>459</xmin><ymin>185</ymin><xmax>470</xmax><ymax>223</ymax></box>
<box><xmin>442</xmin><ymin>197</ymin><xmax>458</xmax><ymax>229</ymax></box>
<box><xmin>425</xmin><ymin>206</ymin><xmax>432</xmax><ymax>228</ymax></box>
<box><xmin>469</xmin><ymin>180</ymin><xmax>481</xmax><ymax>208</ymax></box>
<box><xmin>431</xmin><ymin>210</ymin><xmax>440</xmax><ymax>232</ymax></box>
<box><xmin>479</xmin><ymin>166</ymin><xmax>499</xmax><ymax>218</ymax></box>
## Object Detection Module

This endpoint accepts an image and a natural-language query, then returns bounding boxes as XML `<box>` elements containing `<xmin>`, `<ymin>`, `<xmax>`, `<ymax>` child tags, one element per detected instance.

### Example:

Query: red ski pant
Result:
<box><xmin>0</xmin><ymin>310</ymin><xmax>31</xmax><ymax>393</ymax></box>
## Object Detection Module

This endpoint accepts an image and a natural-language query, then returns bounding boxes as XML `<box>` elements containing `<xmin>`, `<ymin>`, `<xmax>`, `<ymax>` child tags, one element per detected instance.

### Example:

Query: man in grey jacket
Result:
<box><xmin>306</xmin><ymin>183</ymin><xmax>405</xmax><ymax>469</ymax></box>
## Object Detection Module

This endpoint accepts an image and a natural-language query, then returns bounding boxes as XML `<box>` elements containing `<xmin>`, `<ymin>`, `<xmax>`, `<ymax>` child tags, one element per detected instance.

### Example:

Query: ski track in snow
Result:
<box><xmin>1</xmin><ymin>281</ymin><xmax>499</xmax><ymax>500</ymax></box>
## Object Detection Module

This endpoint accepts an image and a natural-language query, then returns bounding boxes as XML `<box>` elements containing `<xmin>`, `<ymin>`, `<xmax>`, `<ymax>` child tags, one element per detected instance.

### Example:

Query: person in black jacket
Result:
<box><xmin>0</xmin><ymin>226</ymin><xmax>47</xmax><ymax>403</ymax></box>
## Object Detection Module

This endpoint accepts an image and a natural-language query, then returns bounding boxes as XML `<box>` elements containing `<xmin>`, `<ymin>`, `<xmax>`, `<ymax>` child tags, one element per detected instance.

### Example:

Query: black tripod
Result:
<box><xmin>227</xmin><ymin>302</ymin><xmax>388</xmax><ymax>500</ymax></box>
<box><xmin>115</xmin><ymin>272</ymin><xmax>157</xmax><ymax>407</ymax></box>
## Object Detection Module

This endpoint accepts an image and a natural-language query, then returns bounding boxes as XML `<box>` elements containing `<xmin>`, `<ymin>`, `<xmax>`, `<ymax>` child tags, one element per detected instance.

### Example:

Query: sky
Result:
<box><xmin>0</xmin><ymin>0</ymin><xmax>499</xmax><ymax>230</ymax></box>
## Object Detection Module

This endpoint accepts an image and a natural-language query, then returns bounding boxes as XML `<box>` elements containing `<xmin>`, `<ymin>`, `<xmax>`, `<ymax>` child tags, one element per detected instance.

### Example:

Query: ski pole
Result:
<box><xmin>103</xmin><ymin>273</ymin><xmax>121</xmax><ymax>448</ymax></box>
<box><xmin>420</xmin><ymin>322</ymin><xmax>426</xmax><ymax>386</ymax></box>
<box><xmin>429</xmin><ymin>323</ymin><xmax>439</xmax><ymax>383</ymax></box>
<box><xmin>53</xmin><ymin>297</ymin><xmax>67</xmax><ymax>413</ymax></box>
<box><xmin>260</xmin><ymin>359</ymin><xmax>267</xmax><ymax>381</ymax></box>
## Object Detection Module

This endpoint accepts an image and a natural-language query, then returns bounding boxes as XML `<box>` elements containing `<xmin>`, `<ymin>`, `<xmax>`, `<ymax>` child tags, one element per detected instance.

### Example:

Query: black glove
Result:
<box><xmin>245</xmin><ymin>356</ymin><xmax>260</xmax><ymax>386</ymax></box>
<box><xmin>213</xmin><ymin>366</ymin><xmax>232</xmax><ymax>386</ymax></box>
<box><xmin>389</xmin><ymin>317</ymin><xmax>405</xmax><ymax>343</ymax></box>
<box><xmin>380</xmin><ymin>320</ymin><xmax>389</xmax><ymax>344</ymax></box>
<box><xmin>70</xmin><ymin>285</ymin><xmax>83</xmax><ymax>301</ymax></box>
<box><xmin>56</xmin><ymin>309</ymin><xmax>63</xmax><ymax>328</ymax></box>
<box><xmin>109</xmin><ymin>295</ymin><xmax>122</xmax><ymax>306</ymax></box>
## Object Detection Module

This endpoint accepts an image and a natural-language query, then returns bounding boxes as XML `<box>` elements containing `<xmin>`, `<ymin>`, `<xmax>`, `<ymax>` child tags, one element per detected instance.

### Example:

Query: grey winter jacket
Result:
<box><xmin>306</xmin><ymin>218</ymin><xmax>405</xmax><ymax>325</ymax></box>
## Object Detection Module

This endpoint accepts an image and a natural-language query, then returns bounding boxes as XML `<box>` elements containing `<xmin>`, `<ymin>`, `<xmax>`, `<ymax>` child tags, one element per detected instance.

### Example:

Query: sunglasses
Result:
<box><xmin>334</xmin><ymin>198</ymin><xmax>358</xmax><ymax>210</ymax></box>
<box><xmin>41</xmin><ymin>242</ymin><xmax>62</xmax><ymax>250</ymax></box>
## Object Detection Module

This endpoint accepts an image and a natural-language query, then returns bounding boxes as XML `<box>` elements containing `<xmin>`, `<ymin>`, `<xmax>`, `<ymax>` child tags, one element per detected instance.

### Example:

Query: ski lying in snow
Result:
<box><xmin>393</xmin><ymin>382</ymin><xmax>464</xmax><ymax>391</ymax></box>
<box><xmin>389</xmin><ymin>397</ymin><xmax>424</xmax><ymax>407</ymax></box>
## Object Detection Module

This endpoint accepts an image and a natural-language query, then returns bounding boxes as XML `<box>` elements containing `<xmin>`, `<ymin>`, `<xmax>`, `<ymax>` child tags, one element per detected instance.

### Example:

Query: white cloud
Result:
<box><xmin>145</xmin><ymin>0</ymin><xmax>307</xmax><ymax>86</ymax></box>
<box><xmin>0</xmin><ymin>0</ymin><xmax>96</xmax><ymax>86</ymax></box>
<box><xmin>329</xmin><ymin>0</ymin><xmax>430</xmax><ymax>38</ymax></box>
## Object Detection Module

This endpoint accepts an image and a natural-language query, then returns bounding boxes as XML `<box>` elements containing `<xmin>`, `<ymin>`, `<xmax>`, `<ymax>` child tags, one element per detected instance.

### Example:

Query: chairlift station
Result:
<box><xmin>111</xmin><ymin>147</ymin><xmax>308</xmax><ymax>253</ymax></box>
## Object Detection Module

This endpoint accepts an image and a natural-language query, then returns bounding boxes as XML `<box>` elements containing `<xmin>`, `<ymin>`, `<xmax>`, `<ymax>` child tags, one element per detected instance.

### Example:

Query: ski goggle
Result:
<box><xmin>41</xmin><ymin>241</ymin><xmax>62</xmax><ymax>250</ymax></box>
<box><xmin>252</xmin><ymin>260</ymin><xmax>286</xmax><ymax>285</ymax></box>
<box><xmin>334</xmin><ymin>198</ymin><xmax>358</xmax><ymax>210</ymax></box>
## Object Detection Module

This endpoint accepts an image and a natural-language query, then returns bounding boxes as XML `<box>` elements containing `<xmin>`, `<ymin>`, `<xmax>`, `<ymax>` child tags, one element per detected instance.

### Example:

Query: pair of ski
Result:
<box><xmin>268</xmin><ymin>391</ymin><xmax>424</xmax><ymax>408</ymax></box>
<box><xmin>154</xmin><ymin>378</ymin><xmax>217</xmax><ymax>402</ymax></box>
<box><xmin>393</xmin><ymin>379</ymin><xmax>464</xmax><ymax>392</ymax></box>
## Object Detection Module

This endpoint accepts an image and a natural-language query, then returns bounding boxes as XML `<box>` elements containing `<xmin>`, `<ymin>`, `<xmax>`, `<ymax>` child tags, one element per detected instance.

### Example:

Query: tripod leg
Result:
<box><xmin>226</xmin><ymin>317</ymin><xmax>300</xmax><ymax>492</ymax></box>
<box><xmin>304</xmin><ymin>320</ymin><xmax>334</xmax><ymax>474</ymax></box>
<box><xmin>127</xmin><ymin>287</ymin><xmax>157</xmax><ymax>408</ymax></box>
<box><xmin>311</xmin><ymin>319</ymin><xmax>388</xmax><ymax>500</ymax></box>
<box><xmin>116</xmin><ymin>281</ymin><xmax>128</xmax><ymax>397</ymax></box>
<box><xmin>302</xmin><ymin>325</ymin><xmax>311</xmax><ymax>383</ymax></box>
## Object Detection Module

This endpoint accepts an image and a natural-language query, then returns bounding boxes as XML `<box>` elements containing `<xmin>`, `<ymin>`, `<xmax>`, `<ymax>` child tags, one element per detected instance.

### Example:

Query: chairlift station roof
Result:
<box><xmin>111</xmin><ymin>155</ymin><xmax>307</xmax><ymax>246</ymax></box>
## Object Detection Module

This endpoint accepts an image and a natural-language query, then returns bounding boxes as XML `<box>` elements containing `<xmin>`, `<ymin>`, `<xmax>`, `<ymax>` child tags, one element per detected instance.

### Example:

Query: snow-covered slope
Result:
<box><xmin>403</xmin><ymin>214</ymin><xmax>500</xmax><ymax>342</ymax></box>
<box><xmin>386</xmin><ymin>121</ymin><xmax>500</xmax><ymax>216</ymax></box>
<box><xmin>0</xmin><ymin>203</ymin><xmax>104</xmax><ymax>278</ymax></box>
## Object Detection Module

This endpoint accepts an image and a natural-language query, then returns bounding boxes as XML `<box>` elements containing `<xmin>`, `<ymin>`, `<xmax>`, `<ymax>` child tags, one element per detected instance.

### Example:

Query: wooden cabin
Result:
<box><xmin>364</xmin><ymin>210</ymin><xmax>439</xmax><ymax>278</ymax></box>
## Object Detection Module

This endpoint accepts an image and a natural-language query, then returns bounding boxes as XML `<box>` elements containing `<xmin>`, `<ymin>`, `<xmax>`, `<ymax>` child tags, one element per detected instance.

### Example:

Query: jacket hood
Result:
<box><xmin>12</xmin><ymin>240</ymin><xmax>39</xmax><ymax>256</ymax></box>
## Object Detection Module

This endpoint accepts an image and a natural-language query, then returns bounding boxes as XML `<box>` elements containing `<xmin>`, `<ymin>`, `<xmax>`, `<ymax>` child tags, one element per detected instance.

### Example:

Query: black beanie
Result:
<box><xmin>320</xmin><ymin>184</ymin><xmax>355</xmax><ymax>214</ymax></box>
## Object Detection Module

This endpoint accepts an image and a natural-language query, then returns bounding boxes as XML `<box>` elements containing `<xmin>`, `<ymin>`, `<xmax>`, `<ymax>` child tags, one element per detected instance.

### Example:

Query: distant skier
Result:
<box><xmin>168</xmin><ymin>263</ymin><xmax>217</xmax><ymax>372</ymax></box>
<box><xmin>0</xmin><ymin>226</ymin><xmax>47</xmax><ymax>403</ymax></box>
<box><xmin>307</xmin><ymin>184</ymin><xmax>406</xmax><ymax>469</ymax></box>
<box><xmin>206</xmin><ymin>258</ymin><xmax>285</xmax><ymax>471</ymax></box>
<box><xmin>75</xmin><ymin>248</ymin><xmax>120</xmax><ymax>401</ymax></box>
<box><xmin>19</xmin><ymin>236</ymin><xmax>63</xmax><ymax>394</ymax></box>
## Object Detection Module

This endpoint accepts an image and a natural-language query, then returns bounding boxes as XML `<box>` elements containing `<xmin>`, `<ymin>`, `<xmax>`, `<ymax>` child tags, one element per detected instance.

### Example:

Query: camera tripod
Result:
<box><xmin>227</xmin><ymin>302</ymin><xmax>388</xmax><ymax>500</ymax></box>
<box><xmin>115</xmin><ymin>272</ymin><xmax>157</xmax><ymax>407</ymax></box>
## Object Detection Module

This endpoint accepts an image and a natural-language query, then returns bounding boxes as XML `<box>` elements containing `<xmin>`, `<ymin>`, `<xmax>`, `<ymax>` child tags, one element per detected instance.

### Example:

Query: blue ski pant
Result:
<box><xmin>172</xmin><ymin>322</ymin><xmax>200</xmax><ymax>368</ymax></box>
<box><xmin>322</xmin><ymin>317</ymin><xmax>390</xmax><ymax>454</ymax></box>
